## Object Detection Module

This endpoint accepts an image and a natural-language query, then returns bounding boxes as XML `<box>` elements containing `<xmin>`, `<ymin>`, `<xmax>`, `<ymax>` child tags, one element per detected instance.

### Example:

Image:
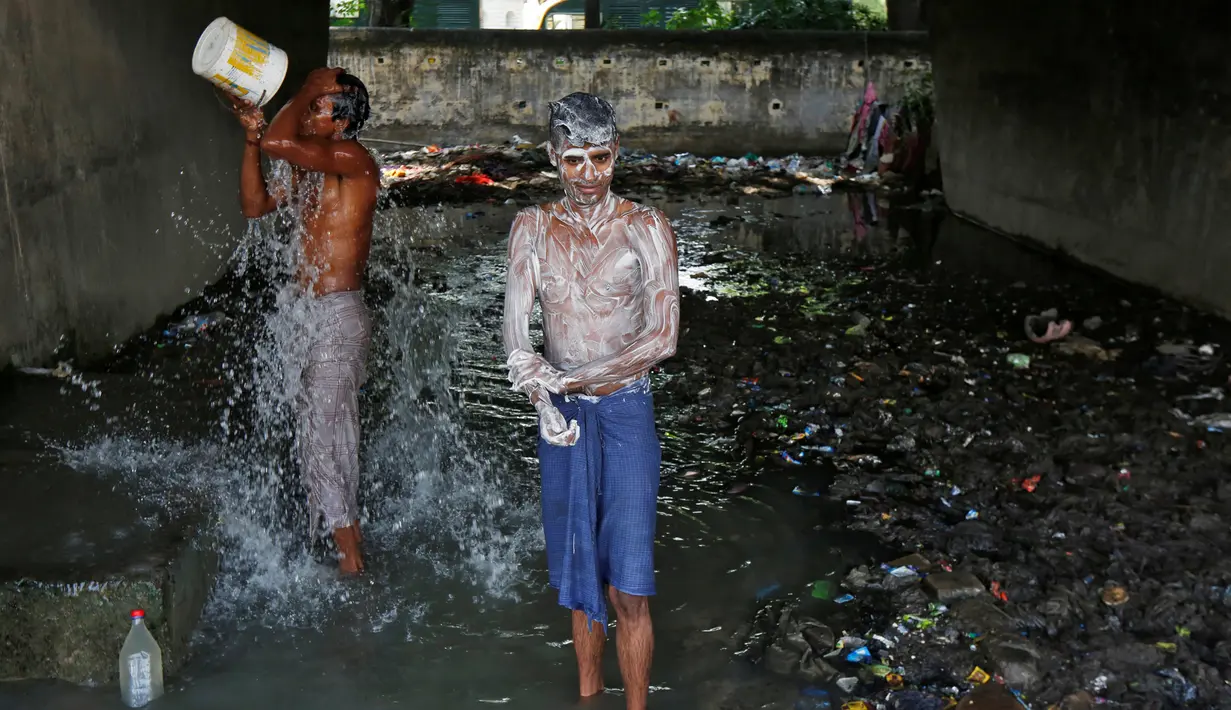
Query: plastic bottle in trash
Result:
<box><xmin>119</xmin><ymin>609</ymin><xmax>164</xmax><ymax>707</ymax></box>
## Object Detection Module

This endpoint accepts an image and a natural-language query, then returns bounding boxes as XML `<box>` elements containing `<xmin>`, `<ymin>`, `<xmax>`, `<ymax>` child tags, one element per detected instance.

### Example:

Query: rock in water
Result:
<box><xmin>924</xmin><ymin>572</ymin><xmax>986</xmax><ymax>603</ymax></box>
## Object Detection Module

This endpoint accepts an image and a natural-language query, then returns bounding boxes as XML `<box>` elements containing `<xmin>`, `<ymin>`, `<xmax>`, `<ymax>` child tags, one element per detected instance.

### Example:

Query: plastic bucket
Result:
<box><xmin>192</xmin><ymin>17</ymin><xmax>288</xmax><ymax>107</ymax></box>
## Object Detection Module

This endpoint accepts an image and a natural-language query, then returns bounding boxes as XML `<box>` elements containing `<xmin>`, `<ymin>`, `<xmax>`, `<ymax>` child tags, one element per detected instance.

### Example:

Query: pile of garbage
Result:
<box><xmin>373</xmin><ymin>82</ymin><xmax>938</xmax><ymax>211</ymax></box>
<box><xmin>659</xmin><ymin>231</ymin><xmax>1231</xmax><ymax>708</ymax></box>
<box><xmin>373</xmin><ymin>140</ymin><xmax>892</xmax><ymax>208</ymax></box>
<box><xmin>837</xmin><ymin>80</ymin><xmax>938</xmax><ymax>192</ymax></box>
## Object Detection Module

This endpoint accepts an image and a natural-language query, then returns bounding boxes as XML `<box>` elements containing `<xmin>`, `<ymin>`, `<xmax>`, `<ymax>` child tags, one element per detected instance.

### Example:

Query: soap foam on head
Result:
<box><xmin>548</xmin><ymin>93</ymin><xmax>619</xmax><ymax>150</ymax></box>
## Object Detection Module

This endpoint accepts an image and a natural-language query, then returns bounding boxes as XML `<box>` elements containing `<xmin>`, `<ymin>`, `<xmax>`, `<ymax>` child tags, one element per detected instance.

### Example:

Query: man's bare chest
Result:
<box><xmin>290</xmin><ymin>171</ymin><xmax>343</xmax><ymax>219</ymax></box>
<box><xmin>537</xmin><ymin>218</ymin><xmax>643</xmax><ymax>308</ymax></box>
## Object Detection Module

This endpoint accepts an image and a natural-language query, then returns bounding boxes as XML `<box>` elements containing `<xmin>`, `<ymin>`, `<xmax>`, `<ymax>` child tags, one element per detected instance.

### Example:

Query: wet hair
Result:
<box><xmin>332</xmin><ymin>73</ymin><xmax>370</xmax><ymax>140</ymax></box>
<box><xmin>548</xmin><ymin>92</ymin><xmax>618</xmax><ymax>151</ymax></box>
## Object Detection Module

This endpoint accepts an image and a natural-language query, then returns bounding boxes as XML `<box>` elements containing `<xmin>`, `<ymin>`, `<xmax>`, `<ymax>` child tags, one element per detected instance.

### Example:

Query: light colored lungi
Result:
<box><xmin>294</xmin><ymin>290</ymin><xmax>371</xmax><ymax>535</ymax></box>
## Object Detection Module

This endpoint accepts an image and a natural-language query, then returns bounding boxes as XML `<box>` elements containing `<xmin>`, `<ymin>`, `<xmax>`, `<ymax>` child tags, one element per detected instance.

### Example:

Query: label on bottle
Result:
<box><xmin>127</xmin><ymin>651</ymin><xmax>152</xmax><ymax>704</ymax></box>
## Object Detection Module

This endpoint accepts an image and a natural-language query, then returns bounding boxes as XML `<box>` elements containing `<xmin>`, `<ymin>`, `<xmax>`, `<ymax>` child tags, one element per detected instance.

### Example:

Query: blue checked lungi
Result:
<box><xmin>537</xmin><ymin>377</ymin><xmax>662</xmax><ymax>628</ymax></box>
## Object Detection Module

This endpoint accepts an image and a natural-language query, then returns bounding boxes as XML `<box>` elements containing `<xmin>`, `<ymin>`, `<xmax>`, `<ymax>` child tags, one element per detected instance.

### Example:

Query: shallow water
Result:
<box><xmin>0</xmin><ymin>191</ymin><xmax>908</xmax><ymax>710</ymax></box>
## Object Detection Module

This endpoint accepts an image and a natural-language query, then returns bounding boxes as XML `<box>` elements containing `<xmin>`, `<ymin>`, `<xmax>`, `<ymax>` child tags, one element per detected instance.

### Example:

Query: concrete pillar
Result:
<box><xmin>887</xmin><ymin>0</ymin><xmax>924</xmax><ymax>31</ymax></box>
<box><xmin>930</xmin><ymin>0</ymin><xmax>1231</xmax><ymax>314</ymax></box>
<box><xmin>0</xmin><ymin>0</ymin><xmax>330</xmax><ymax>366</ymax></box>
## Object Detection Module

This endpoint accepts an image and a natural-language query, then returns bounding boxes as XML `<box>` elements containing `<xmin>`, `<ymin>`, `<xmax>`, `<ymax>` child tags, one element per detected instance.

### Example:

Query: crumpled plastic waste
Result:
<box><xmin>17</xmin><ymin>362</ymin><xmax>74</xmax><ymax>379</ymax></box>
<box><xmin>1023</xmin><ymin>308</ymin><xmax>1072</xmax><ymax>344</ymax></box>
<box><xmin>167</xmin><ymin>312</ymin><xmax>226</xmax><ymax>337</ymax></box>
<box><xmin>454</xmin><ymin>174</ymin><xmax>495</xmax><ymax>186</ymax></box>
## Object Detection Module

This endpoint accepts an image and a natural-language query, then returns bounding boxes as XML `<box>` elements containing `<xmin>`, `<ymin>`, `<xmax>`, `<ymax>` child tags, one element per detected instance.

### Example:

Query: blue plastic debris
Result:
<box><xmin>795</xmin><ymin>687</ymin><xmax>833</xmax><ymax>710</ymax></box>
<box><xmin>756</xmin><ymin>583</ymin><xmax>781</xmax><ymax>601</ymax></box>
<box><xmin>1156</xmin><ymin>668</ymin><xmax>1198</xmax><ymax>703</ymax></box>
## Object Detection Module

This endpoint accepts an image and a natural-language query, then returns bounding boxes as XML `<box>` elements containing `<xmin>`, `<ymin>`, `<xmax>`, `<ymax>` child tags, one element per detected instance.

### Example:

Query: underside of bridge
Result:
<box><xmin>931</xmin><ymin>1</ymin><xmax>1231</xmax><ymax>315</ymax></box>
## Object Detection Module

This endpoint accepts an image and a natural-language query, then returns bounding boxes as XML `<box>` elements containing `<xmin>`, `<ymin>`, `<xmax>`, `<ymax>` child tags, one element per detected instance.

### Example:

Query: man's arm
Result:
<box><xmin>503</xmin><ymin>209</ymin><xmax>553</xmax><ymax>410</ymax></box>
<box><xmin>260</xmin><ymin>67</ymin><xmax>372</xmax><ymax>177</ymax></box>
<box><xmin>240</xmin><ymin>143</ymin><xmax>279</xmax><ymax>218</ymax></box>
<box><xmin>562</xmin><ymin>208</ymin><xmax>680</xmax><ymax>390</ymax></box>
<box><xmin>226</xmin><ymin>95</ymin><xmax>278</xmax><ymax>218</ymax></box>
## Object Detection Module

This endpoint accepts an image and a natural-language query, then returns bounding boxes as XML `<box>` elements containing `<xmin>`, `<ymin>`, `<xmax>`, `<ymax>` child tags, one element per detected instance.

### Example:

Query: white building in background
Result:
<box><xmin>480</xmin><ymin>0</ymin><xmax>575</xmax><ymax>28</ymax></box>
<box><xmin>331</xmin><ymin>0</ymin><xmax>568</xmax><ymax>29</ymax></box>
<box><xmin>480</xmin><ymin>0</ymin><xmax>526</xmax><ymax>27</ymax></box>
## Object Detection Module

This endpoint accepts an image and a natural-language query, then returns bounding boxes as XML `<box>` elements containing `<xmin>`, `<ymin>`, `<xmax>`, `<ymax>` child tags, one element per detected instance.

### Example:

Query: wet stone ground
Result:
<box><xmin>6</xmin><ymin>186</ymin><xmax>1231</xmax><ymax>709</ymax></box>
<box><xmin>667</xmin><ymin>202</ymin><xmax>1231</xmax><ymax>709</ymax></box>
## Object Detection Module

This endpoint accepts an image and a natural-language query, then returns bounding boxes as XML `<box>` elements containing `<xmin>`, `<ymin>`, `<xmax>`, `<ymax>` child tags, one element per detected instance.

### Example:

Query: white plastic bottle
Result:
<box><xmin>118</xmin><ymin>609</ymin><xmax>164</xmax><ymax>707</ymax></box>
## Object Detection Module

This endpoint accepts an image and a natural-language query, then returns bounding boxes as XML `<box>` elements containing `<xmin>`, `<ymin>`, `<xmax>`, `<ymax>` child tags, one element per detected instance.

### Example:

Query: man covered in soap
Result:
<box><xmin>502</xmin><ymin>92</ymin><xmax>680</xmax><ymax>710</ymax></box>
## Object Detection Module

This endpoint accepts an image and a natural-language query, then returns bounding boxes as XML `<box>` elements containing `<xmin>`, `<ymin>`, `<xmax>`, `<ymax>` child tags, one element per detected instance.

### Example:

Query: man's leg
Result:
<box><xmin>331</xmin><ymin>354</ymin><xmax>364</xmax><ymax>576</ymax></box>
<box><xmin>322</xmin><ymin>296</ymin><xmax>370</xmax><ymax>575</ymax></box>
<box><xmin>333</xmin><ymin>523</ymin><xmax>363</xmax><ymax>575</ymax></box>
<box><xmin>300</xmin><ymin>354</ymin><xmax>365</xmax><ymax>576</ymax></box>
<box><xmin>608</xmin><ymin>588</ymin><xmax>653</xmax><ymax>710</ymax></box>
<box><xmin>595</xmin><ymin>391</ymin><xmax>661</xmax><ymax>710</ymax></box>
<box><xmin>537</xmin><ymin>407</ymin><xmax>600</xmax><ymax>698</ymax></box>
<box><xmin>572</xmin><ymin>610</ymin><xmax>606</xmax><ymax>697</ymax></box>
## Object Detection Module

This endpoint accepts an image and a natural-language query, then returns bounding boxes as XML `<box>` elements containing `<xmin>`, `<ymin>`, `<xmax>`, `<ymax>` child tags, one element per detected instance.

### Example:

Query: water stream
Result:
<box><xmin>1</xmin><ymin>191</ymin><xmax>905</xmax><ymax>709</ymax></box>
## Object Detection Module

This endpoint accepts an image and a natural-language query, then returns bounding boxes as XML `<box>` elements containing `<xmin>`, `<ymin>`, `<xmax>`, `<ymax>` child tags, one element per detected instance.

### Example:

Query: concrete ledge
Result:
<box><xmin>0</xmin><ymin>532</ymin><xmax>217</xmax><ymax>685</ymax></box>
<box><xmin>0</xmin><ymin>375</ymin><xmax>219</xmax><ymax>685</ymax></box>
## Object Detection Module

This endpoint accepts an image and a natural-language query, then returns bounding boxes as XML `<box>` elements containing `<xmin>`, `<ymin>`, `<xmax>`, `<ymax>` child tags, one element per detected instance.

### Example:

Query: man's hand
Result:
<box><xmin>302</xmin><ymin>67</ymin><xmax>345</xmax><ymax>99</ymax></box>
<box><xmin>507</xmin><ymin>349</ymin><xmax>566</xmax><ymax>394</ymax></box>
<box><xmin>536</xmin><ymin>401</ymin><xmax>579</xmax><ymax>447</ymax></box>
<box><xmin>225</xmin><ymin>93</ymin><xmax>266</xmax><ymax>141</ymax></box>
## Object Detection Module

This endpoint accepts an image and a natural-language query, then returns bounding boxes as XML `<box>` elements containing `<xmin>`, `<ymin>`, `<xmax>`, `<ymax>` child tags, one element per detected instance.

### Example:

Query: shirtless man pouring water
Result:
<box><xmin>502</xmin><ymin>93</ymin><xmax>680</xmax><ymax>710</ymax></box>
<box><xmin>227</xmin><ymin>67</ymin><xmax>379</xmax><ymax>576</ymax></box>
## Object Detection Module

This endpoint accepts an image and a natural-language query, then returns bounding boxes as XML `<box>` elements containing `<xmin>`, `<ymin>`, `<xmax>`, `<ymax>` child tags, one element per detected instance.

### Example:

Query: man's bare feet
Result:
<box><xmin>608</xmin><ymin>588</ymin><xmax>653</xmax><ymax>710</ymax></box>
<box><xmin>572</xmin><ymin>609</ymin><xmax>606</xmax><ymax>698</ymax></box>
<box><xmin>333</xmin><ymin>523</ymin><xmax>364</xmax><ymax>576</ymax></box>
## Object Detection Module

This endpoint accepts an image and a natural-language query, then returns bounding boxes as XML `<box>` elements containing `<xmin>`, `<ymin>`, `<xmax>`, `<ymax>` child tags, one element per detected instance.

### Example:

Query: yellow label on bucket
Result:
<box><xmin>227</xmin><ymin>27</ymin><xmax>271</xmax><ymax>77</ymax></box>
<box><xmin>212</xmin><ymin>73</ymin><xmax>251</xmax><ymax>97</ymax></box>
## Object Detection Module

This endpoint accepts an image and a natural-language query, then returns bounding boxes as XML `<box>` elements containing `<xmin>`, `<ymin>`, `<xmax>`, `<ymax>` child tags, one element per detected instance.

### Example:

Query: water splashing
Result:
<box><xmin>59</xmin><ymin>168</ymin><xmax>541</xmax><ymax>633</ymax></box>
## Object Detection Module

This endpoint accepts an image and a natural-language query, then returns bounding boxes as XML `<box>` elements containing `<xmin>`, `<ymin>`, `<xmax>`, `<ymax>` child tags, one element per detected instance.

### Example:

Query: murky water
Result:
<box><xmin>0</xmin><ymin>191</ymin><xmax>910</xmax><ymax>710</ymax></box>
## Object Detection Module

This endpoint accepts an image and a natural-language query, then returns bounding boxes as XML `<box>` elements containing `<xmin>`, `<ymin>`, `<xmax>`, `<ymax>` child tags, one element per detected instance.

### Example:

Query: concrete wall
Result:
<box><xmin>931</xmin><ymin>2</ymin><xmax>1231</xmax><ymax>315</ymax></box>
<box><xmin>0</xmin><ymin>0</ymin><xmax>329</xmax><ymax>366</ymax></box>
<box><xmin>328</xmin><ymin>29</ymin><xmax>930</xmax><ymax>156</ymax></box>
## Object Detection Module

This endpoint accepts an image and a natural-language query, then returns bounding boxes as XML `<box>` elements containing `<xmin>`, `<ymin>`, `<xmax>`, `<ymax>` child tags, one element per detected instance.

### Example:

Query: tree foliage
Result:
<box><xmin>331</xmin><ymin>0</ymin><xmax>416</xmax><ymax>27</ymax></box>
<box><xmin>664</xmin><ymin>0</ymin><xmax>730</xmax><ymax>29</ymax></box>
<box><xmin>331</xmin><ymin>0</ymin><xmax>365</xmax><ymax>26</ymax></box>
<box><xmin>662</xmin><ymin>0</ymin><xmax>887</xmax><ymax>31</ymax></box>
<box><xmin>739</xmin><ymin>0</ymin><xmax>886</xmax><ymax>30</ymax></box>
<box><xmin>640</xmin><ymin>8</ymin><xmax>665</xmax><ymax>26</ymax></box>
